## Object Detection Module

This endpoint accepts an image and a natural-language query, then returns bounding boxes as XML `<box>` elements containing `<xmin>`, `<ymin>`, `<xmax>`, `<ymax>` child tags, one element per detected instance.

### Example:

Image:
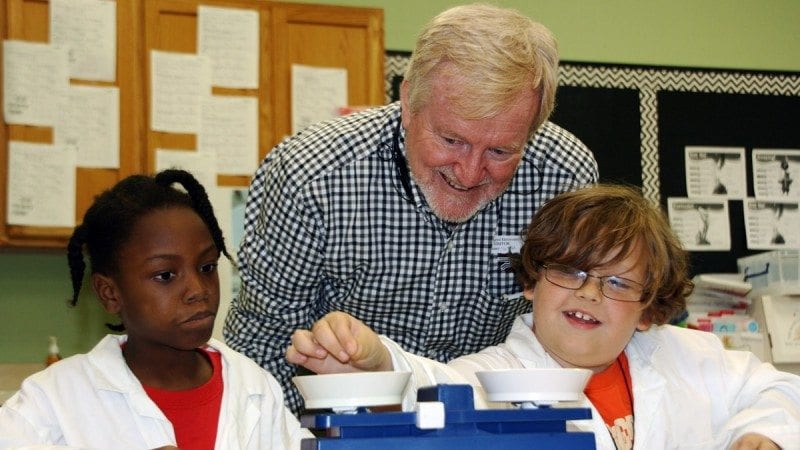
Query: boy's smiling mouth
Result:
<box><xmin>564</xmin><ymin>310</ymin><xmax>600</xmax><ymax>325</ymax></box>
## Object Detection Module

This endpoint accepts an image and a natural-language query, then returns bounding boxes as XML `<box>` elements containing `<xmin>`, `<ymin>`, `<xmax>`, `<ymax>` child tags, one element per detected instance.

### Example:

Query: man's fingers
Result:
<box><xmin>285</xmin><ymin>344</ymin><xmax>309</xmax><ymax>365</ymax></box>
<box><xmin>288</xmin><ymin>329</ymin><xmax>327</xmax><ymax>358</ymax></box>
<box><xmin>312</xmin><ymin>317</ymin><xmax>353</xmax><ymax>362</ymax></box>
<box><xmin>328</xmin><ymin>313</ymin><xmax>361</xmax><ymax>356</ymax></box>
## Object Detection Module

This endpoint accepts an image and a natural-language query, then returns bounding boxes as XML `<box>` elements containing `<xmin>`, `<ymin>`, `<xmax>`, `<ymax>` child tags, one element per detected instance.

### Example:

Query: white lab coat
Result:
<box><xmin>384</xmin><ymin>314</ymin><xmax>800</xmax><ymax>450</ymax></box>
<box><xmin>0</xmin><ymin>335</ymin><xmax>312</xmax><ymax>449</ymax></box>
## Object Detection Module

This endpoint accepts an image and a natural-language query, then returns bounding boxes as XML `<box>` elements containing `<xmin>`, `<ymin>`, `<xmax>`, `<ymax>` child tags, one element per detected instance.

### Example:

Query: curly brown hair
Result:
<box><xmin>512</xmin><ymin>184</ymin><xmax>694</xmax><ymax>325</ymax></box>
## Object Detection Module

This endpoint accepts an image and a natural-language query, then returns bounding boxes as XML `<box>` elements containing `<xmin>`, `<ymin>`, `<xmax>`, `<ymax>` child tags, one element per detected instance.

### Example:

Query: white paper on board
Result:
<box><xmin>56</xmin><ymin>85</ymin><xmax>120</xmax><ymax>168</ymax></box>
<box><xmin>667</xmin><ymin>197</ymin><xmax>731</xmax><ymax>251</ymax></box>
<box><xmin>752</xmin><ymin>149</ymin><xmax>800</xmax><ymax>200</ymax></box>
<box><xmin>150</xmin><ymin>50</ymin><xmax>212</xmax><ymax>134</ymax></box>
<box><xmin>684</xmin><ymin>146</ymin><xmax>747</xmax><ymax>199</ymax></box>
<box><xmin>743</xmin><ymin>198</ymin><xmax>800</xmax><ymax>250</ymax></box>
<box><xmin>198</xmin><ymin>95</ymin><xmax>258</xmax><ymax>175</ymax></box>
<box><xmin>49</xmin><ymin>0</ymin><xmax>117</xmax><ymax>82</ymax></box>
<box><xmin>7</xmin><ymin>141</ymin><xmax>76</xmax><ymax>227</ymax></box>
<box><xmin>198</xmin><ymin>5</ymin><xmax>259</xmax><ymax>89</ymax></box>
<box><xmin>291</xmin><ymin>64</ymin><xmax>347</xmax><ymax>134</ymax></box>
<box><xmin>3</xmin><ymin>40</ymin><xmax>69</xmax><ymax>127</ymax></box>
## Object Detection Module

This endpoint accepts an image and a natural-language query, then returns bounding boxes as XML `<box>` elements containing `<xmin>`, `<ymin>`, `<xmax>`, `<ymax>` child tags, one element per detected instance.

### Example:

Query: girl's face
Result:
<box><xmin>524</xmin><ymin>246</ymin><xmax>650</xmax><ymax>373</ymax></box>
<box><xmin>94</xmin><ymin>207</ymin><xmax>220</xmax><ymax>352</ymax></box>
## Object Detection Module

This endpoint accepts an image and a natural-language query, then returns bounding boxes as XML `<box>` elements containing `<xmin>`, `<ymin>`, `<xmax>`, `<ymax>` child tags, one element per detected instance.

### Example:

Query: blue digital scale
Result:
<box><xmin>300</xmin><ymin>384</ymin><xmax>595</xmax><ymax>449</ymax></box>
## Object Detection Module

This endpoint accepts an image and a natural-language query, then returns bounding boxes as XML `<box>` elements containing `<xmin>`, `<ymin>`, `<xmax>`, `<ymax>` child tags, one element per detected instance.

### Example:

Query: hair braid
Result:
<box><xmin>155</xmin><ymin>169</ymin><xmax>231</xmax><ymax>261</ymax></box>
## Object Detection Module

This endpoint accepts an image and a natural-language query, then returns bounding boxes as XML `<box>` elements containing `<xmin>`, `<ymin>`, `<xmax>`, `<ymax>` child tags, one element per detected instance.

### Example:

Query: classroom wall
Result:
<box><xmin>2</xmin><ymin>0</ymin><xmax>800</xmax><ymax>363</ymax></box>
<box><xmin>291</xmin><ymin>0</ymin><xmax>800</xmax><ymax>72</ymax></box>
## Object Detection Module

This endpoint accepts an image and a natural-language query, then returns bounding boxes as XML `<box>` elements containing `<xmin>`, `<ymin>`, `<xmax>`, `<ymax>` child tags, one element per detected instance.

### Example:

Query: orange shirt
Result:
<box><xmin>584</xmin><ymin>353</ymin><xmax>634</xmax><ymax>450</ymax></box>
<box><xmin>143</xmin><ymin>349</ymin><xmax>223</xmax><ymax>450</ymax></box>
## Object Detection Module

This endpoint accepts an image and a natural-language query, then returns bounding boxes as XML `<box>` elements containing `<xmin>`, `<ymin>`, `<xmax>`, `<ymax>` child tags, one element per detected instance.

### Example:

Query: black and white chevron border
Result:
<box><xmin>384</xmin><ymin>52</ymin><xmax>800</xmax><ymax>203</ymax></box>
<box><xmin>385</xmin><ymin>51</ymin><xmax>411</xmax><ymax>103</ymax></box>
<box><xmin>560</xmin><ymin>64</ymin><xmax>800</xmax><ymax>202</ymax></box>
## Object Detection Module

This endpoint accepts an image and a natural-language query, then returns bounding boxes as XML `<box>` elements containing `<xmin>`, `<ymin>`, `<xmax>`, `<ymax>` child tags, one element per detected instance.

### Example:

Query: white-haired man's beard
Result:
<box><xmin>413</xmin><ymin>166</ymin><xmax>511</xmax><ymax>223</ymax></box>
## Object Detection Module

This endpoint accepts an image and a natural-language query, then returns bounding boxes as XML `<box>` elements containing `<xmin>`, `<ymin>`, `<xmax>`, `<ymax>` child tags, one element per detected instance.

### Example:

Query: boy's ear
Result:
<box><xmin>523</xmin><ymin>287</ymin><xmax>535</xmax><ymax>301</ymax></box>
<box><xmin>636</xmin><ymin>317</ymin><xmax>652</xmax><ymax>331</ymax></box>
<box><xmin>92</xmin><ymin>273</ymin><xmax>122</xmax><ymax>314</ymax></box>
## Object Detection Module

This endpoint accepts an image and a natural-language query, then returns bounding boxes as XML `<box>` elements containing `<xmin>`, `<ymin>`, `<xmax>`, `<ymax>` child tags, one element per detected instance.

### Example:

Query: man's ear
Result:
<box><xmin>399</xmin><ymin>80</ymin><xmax>410</xmax><ymax>127</ymax></box>
<box><xmin>92</xmin><ymin>273</ymin><xmax>122</xmax><ymax>314</ymax></box>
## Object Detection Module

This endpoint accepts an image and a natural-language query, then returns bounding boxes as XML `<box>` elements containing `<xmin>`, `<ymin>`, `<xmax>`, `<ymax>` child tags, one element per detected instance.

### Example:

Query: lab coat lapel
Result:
<box><xmin>89</xmin><ymin>335</ymin><xmax>169</xmax><ymax>420</ymax></box>
<box><xmin>87</xmin><ymin>335</ymin><xmax>176</xmax><ymax>447</ymax></box>
<box><xmin>627</xmin><ymin>345</ymin><xmax>667</xmax><ymax>450</ymax></box>
<box><xmin>215</xmin><ymin>342</ymin><xmax>263</xmax><ymax>448</ymax></box>
<box><xmin>215</xmin><ymin>394</ymin><xmax>262</xmax><ymax>448</ymax></box>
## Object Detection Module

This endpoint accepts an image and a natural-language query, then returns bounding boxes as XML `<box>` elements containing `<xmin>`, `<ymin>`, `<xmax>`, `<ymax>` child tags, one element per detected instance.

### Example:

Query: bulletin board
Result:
<box><xmin>385</xmin><ymin>51</ymin><xmax>800</xmax><ymax>275</ymax></box>
<box><xmin>1</xmin><ymin>0</ymin><xmax>142</xmax><ymax>247</ymax></box>
<box><xmin>0</xmin><ymin>0</ymin><xmax>384</xmax><ymax>248</ymax></box>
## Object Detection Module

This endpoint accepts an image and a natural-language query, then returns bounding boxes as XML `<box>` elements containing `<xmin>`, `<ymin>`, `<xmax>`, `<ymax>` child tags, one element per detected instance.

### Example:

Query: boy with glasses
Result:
<box><xmin>287</xmin><ymin>184</ymin><xmax>800</xmax><ymax>450</ymax></box>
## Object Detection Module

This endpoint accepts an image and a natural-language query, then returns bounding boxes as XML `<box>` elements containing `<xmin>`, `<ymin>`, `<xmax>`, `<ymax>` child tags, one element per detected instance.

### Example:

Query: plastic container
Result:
<box><xmin>737</xmin><ymin>250</ymin><xmax>800</xmax><ymax>290</ymax></box>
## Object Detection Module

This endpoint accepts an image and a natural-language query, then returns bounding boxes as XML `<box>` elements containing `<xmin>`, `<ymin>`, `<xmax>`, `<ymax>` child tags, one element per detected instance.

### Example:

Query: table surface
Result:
<box><xmin>0</xmin><ymin>362</ymin><xmax>45</xmax><ymax>405</ymax></box>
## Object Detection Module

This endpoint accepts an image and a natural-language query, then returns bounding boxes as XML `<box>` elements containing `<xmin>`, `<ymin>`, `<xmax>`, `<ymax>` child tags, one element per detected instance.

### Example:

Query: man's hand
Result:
<box><xmin>286</xmin><ymin>311</ymin><xmax>393</xmax><ymax>374</ymax></box>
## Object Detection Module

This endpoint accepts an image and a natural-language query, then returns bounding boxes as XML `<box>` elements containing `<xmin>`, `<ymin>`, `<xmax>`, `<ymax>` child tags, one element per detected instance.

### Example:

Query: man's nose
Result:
<box><xmin>455</xmin><ymin>149</ymin><xmax>487</xmax><ymax>188</ymax></box>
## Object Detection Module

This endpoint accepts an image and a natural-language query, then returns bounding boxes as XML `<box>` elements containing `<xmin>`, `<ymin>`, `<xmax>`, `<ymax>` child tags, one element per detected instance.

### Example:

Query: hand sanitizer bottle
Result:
<box><xmin>45</xmin><ymin>336</ymin><xmax>62</xmax><ymax>366</ymax></box>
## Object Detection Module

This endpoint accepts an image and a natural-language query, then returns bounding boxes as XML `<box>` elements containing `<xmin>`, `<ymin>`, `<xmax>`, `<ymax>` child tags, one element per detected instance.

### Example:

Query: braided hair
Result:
<box><xmin>67</xmin><ymin>169</ymin><xmax>231</xmax><ymax>329</ymax></box>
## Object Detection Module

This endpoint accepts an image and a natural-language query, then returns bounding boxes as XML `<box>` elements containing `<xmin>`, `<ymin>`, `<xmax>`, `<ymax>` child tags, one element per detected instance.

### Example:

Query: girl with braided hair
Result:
<box><xmin>0</xmin><ymin>169</ymin><xmax>310</xmax><ymax>449</ymax></box>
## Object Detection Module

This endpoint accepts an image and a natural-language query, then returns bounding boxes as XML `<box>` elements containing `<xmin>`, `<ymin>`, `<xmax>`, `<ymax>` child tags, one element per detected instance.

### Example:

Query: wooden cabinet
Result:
<box><xmin>0</xmin><ymin>0</ymin><xmax>384</xmax><ymax>248</ymax></box>
<box><xmin>270</xmin><ymin>3</ymin><xmax>385</xmax><ymax>144</ymax></box>
<box><xmin>1</xmin><ymin>0</ymin><xmax>143</xmax><ymax>247</ymax></box>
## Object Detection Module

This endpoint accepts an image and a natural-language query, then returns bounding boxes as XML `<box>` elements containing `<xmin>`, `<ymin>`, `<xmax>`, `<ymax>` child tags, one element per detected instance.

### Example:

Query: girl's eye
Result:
<box><xmin>153</xmin><ymin>271</ymin><xmax>176</xmax><ymax>282</ymax></box>
<box><xmin>200</xmin><ymin>263</ymin><xmax>218</xmax><ymax>274</ymax></box>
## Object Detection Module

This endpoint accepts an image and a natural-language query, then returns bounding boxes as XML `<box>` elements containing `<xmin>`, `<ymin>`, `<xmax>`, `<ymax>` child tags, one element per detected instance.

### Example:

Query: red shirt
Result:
<box><xmin>584</xmin><ymin>353</ymin><xmax>634</xmax><ymax>450</ymax></box>
<box><xmin>143</xmin><ymin>348</ymin><xmax>223</xmax><ymax>450</ymax></box>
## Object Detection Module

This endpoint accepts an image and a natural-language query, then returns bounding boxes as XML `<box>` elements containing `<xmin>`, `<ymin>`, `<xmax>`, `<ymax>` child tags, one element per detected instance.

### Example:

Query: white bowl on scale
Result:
<box><xmin>293</xmin><ymin>371</ymin><xmax>412</xmax><ymax>413</ymax></box>
<box><xmin>475</xmin><ymin>368</ymin><xmax>592</xmax><ymax>406</ymax></box>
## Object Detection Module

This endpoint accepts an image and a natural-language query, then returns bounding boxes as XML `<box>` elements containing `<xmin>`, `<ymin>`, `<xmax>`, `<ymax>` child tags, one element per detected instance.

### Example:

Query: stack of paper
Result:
<box><xmin>693</xmin><ymin>273</ymin><xmax>753</xmax><ymax>295</ymax></box>
<box><xmin>687</xmin><ymin>273</ymin><xmax>756</xmax><ymax>333</ymax></box>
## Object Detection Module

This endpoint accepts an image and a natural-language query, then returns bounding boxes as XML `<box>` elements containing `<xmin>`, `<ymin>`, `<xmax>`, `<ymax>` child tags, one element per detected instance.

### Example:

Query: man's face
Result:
<box><xmin>400</xmin><ymin>67</ymin><xmax>540</xmax><ymax>223</ymax></box>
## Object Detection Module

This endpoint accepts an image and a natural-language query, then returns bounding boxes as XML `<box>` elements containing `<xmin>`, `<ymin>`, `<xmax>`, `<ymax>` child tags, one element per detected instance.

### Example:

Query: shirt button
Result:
<box><xmin>438</xmin><ymin>303</ymin><xmax>448</xmax><ymax>311</ymax></box>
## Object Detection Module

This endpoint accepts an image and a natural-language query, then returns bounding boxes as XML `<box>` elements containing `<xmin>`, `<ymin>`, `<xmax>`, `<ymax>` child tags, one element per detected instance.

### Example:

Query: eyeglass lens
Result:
<box><xmin>543</xmin><ymin>264</ymin><xmax>642</xmax><ymax>302</ymax></box>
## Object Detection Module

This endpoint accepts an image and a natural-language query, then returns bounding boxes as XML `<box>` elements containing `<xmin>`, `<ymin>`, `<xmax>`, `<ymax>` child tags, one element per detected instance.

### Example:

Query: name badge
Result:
<box><xmin>492</xmin><ymin>235</ymin><xmax>522</xmax><ymax>255</ymax></box>
<box><xmin>493</xmin><ymin>235</ymin><xmax>522</xmax><ymax>273</ymax></box>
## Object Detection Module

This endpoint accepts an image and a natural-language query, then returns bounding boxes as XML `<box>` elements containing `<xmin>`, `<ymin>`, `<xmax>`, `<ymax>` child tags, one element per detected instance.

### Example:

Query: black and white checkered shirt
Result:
<box><xmin>224</xmin><ymin>102</ymin><xmax>598</xmax><ymax>415</ymax></box>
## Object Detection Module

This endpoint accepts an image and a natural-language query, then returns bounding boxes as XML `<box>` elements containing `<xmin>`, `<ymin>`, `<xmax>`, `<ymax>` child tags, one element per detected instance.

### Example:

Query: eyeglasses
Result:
<box><xmin>538</xmin><ymin>262</ymin><xmax>644</xmax><ymax>302</ymax></box>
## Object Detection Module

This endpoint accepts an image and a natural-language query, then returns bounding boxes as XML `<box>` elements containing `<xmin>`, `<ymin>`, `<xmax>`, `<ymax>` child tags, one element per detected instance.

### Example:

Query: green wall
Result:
<box><xmin>0</xmin><ymin>250</ymin><xmax>117</xmax><ymax>362</ymax></box>
<box><xmin>295</xmin><ymin>0</ymin><xmax>800</xmax><ymax>72</ymax></box>
<box><xmin>2</xmin><ymin>0</ymin><xmax>800</xmax><ymax>363</ymax></box>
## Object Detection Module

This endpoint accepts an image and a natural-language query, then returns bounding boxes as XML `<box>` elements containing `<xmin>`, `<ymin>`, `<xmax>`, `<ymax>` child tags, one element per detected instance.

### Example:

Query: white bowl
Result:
<box><xmin>475</xmin><ymin>368</ymin><xmax>592</xmax><ymax>404</ymax></box>
<box><xmin>293</xmin><ymin>371</ymin><xmax>411</xmax><ymax>410</ymax></box>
